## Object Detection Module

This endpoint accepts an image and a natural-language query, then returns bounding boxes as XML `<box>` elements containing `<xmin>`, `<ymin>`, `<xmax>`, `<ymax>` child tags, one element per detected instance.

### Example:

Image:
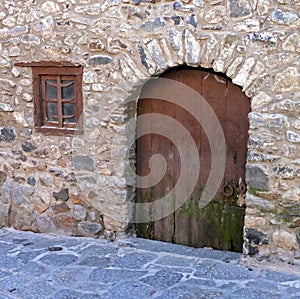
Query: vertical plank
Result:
<box><xmin>172</xmin><ymin>69</ymin><xmax>201</xmax><ymax>247</ymax></box>
<box><xmin>136</xmin><ymin>90</ymin><xmax>153</xmax><ymax>238</ymax></box>
<box><xmin>151</xmin><ymin>75</ymin><xmax>176</xmax><ymax>243</ymax></box>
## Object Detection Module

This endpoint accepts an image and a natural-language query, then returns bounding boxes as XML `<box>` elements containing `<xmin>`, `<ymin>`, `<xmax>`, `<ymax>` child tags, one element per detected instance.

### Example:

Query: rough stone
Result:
<box><xmin>244</xmin><ymin>216</ymin><xmax>266</xmax><ymax>228</ymax></box>
<box><xmin>246</xmin><ymin>193</ymin><xmax>276</xmax><ymax>212</ymax></box>
<box><xmin>12</xmin><ymin>185</ymin><xmax>35</xmax><ymax>205</ymax></box>
<box><xmin>137</xmin><ymin>44</ymin><xmax>156</xmax><ymax>74</ymax></box>
<box><xmin>0</xmin><ymin>127</ymin><xmax>16</xmax><ymax>142</ymax></box>
<box><xmin>22</xmin><ymin>141</ymin><xmax>37</xmax><ymax>152</ymax></box>
<box><xmin>282</xmin><ymin>33</ymin><xmax>300</xmax><ymax>52</ymax></box>
<box><xmin>0</xmin><ymin>103</ymin><xmax>14</xmax><ymax>112</ymax></box>
<box><xmin>10</xmin><ymin>205</ymin><xmax>35</xmax><ymax>230</ymax></box>
<box><xmin>70</xmin><ymin>193</ymin><xmax>92</xmax><ymax>209</ymax></box>
<box><xmin>273</xmin><ymin>165</ymin><xmax>294</xmax><ymax>179</ymax></box>
<box><xmin>246</xmin><ymin>165</ymin><xmax>269</xmax><ymax>190</ymax></box>
<box><xmin>71</xmin><ymin>204</ymin><xmax>87</xmax><ymax>221</ymax></box>
<box><xmin>77</xmin><ymin>221</ymin><xmax>103</xmax><ymax>236</ymax></box>
<box><xmin>39</xmin><ymin>175</ymin><xmax>54</xmax><ymax>187</ymax></box>
<box><xmin>232</xmin><ymin>57</ymin><xmax>255</xmax><ymax>87</ymax></box>
<box><xmin>0</xmin><ymin>171</ymin><xmax>7</xmax><ymax>185</ymax></box>
<box><xmin>286</xmin><ymin>131</ymin><xmax>300</xmax><ymax>143</ymax></box>
<box><xmin>229</xmin><ymin>0</ymin><xmax>251</xmax><ymax>19</ymax></box>
<box><xmin>274</xmin><ymin>67</ymin><xmax>300</xmax><ymax>93</ymax></box>
<box><xmin>248</xmin><ymin>112</ymin><xmax>289</xmax><ymax>129</ymax></box>
<box><xmin>88</xmin><ymin>56</ymin><xmax>113</xmax><ymax>66</ymax></box>
<box><xmin>245</xmin><ymin>228</ymin><xmax>268</xmax><ymax>245</ymax></box>
<box><xmin>103</xmin><ymin>215</ymin><xmax>126</xmax><ymax>231</ymax></box>
<box><xmin>273</xmin><ymin>231</ymin><xmax>298</xmax><ymax>250</ymax></box>
<box><xmin>72</xmin><ymin>155</ymin><xmax>96</xmax><ymax>172</ymax></box>
<box><xmin>246</xmin><ymin>32</ymin><xmax>277</xmax><ymax>48</ymax></box>
<box><xmin>184</xmin><ymin>30</ymin><xmax>200</xmax><ymax>66</ymax></box>
<box><xmin>141</xmin><ymin>17</ymin><xmax>165</xmax><ymax>32</ymax></box>
<box><xmin>269</xmin><ymin>9</ymin><xmax>300</xmax><ymax>26</ymax></box>
<box><xmin>27</xmin><ymin>176</ymin><xmax>36</xmax><ymax>186</ymax></box>
<box><xmin>52</xmin><ymin>203</ymin><xmax>70</xmax><ymax>214</ymax></box>
<box><xmin>53</xmin><ymin>189</ymin><xmax>69</xmax><ymax>201</ymax></box>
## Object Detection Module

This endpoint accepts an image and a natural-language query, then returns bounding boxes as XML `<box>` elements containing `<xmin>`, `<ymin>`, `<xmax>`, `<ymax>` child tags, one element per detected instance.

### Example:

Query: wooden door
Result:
<box><xmin>136</xmin><ymin>67</ymin><xmax>250</xmax><ymax>252</ymax></box>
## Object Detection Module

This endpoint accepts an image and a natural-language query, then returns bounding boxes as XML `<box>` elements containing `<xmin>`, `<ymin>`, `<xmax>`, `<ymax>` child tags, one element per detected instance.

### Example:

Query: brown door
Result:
<box><xmin>136</xmin><ymin>67</ymin><xmax>250</xmax><ymax>252</ymax></box>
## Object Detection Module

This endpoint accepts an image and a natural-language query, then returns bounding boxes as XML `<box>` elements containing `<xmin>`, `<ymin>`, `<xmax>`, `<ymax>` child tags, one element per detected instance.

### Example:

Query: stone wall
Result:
<box><xmin>0</xmin><ymin>0</ymin><xmax>299</xmax><ymax>263</ymax></box>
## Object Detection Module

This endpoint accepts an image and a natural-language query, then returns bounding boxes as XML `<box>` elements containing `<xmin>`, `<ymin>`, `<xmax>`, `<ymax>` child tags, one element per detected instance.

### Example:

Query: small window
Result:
<box><xmin>16</xmin><ymin>62</ymin><xmax>83</xmax><ymax>135</ymax></box>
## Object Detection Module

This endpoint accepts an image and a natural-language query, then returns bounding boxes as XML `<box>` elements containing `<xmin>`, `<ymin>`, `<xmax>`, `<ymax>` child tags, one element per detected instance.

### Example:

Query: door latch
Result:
<box><xmin>237</xmin><ymin>177</ymin><xmax>246</xmax><ymax>207</ymax></box>
<box><xmin>222</xmin><ymin>178</ymin><xmax>246</xmax><ymax>207</ymax></box>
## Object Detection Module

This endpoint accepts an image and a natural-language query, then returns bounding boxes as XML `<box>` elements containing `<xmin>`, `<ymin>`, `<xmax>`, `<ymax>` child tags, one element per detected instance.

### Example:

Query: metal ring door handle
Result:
<box><xmin>222</xmin><ymin>182</ymin><xmax>234</xmax><ymax>197</ymax></box>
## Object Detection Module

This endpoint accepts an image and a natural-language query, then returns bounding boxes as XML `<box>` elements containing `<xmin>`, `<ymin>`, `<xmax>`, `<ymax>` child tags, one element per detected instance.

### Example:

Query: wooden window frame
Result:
<box><xmin>15</xmin><ymin>62</ymin><xmax>83</xmax><ymax>136</ymax></box>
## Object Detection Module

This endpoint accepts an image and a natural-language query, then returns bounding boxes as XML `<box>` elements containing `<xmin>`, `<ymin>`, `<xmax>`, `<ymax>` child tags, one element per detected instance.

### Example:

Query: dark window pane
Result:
<box><xmin>63</xmin><ymin>103</ymin><xmax>76</xmax><ymax>123</ymax></box>
<box><xmin>62</xmin><ymin>80</ymin><xmax>74</xmax><ymax>99</ymax></box>
<box><xmin>46</xmin><ymin>103</ymin><xmax>58</xmax><ymax>122</ymax></box>
<box><xmin>46</xmin><ymin>80</ymin><xmax>57</xmax><ymax>99</ymax></box>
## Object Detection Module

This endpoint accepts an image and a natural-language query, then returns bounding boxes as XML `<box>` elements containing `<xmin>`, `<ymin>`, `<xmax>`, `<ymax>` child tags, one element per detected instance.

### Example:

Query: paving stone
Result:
<box><xmin>90</xmin><ymin>268</ymin><xmax>147</xmax><ymax>284</ymax></box>
<box><xmin>0</xmin><ymin>270</ymin><xmax>11</xmax><ymax>279</ymax></box>
<box><xmin>59</xmin><ymin>239</ymin><xmax>85</xmax><ymax>249</ymax></box>
<box><xmin>231</xmin><ymin>287</ymin><xmax>281</xmax><ymax>299</ymax></box>
<box><xmin>129</xmin><ymin>238</ymin><xmax>196</xmax><ymax>255</ymax></box>
<box><xmin>111</xmin><ymin>251</ymin><xmax>158</xmax><ymax>269</ymax></box>
<box><xmin>156</xmin><ymin>285</ymin><xmax>224</xmax><ymax>299</ymax></box>
<box><xmin>260</xmin><ymin>269</ymin><xmax>300</xmax><ymax>282</ymax></box>
<box><xmin>17</xmin><ymin>249</ymin><xmax>46</xmax><ymax>262</ymax></box>
<box><xmin>218</xmin><ymin>281</ymin><xmax>237</xmax><ymax>290</ymax></box>
<box><xmin>78</xmin><ymin>244</ymin><xmax>119</xmax><ymax>257</ymax></box>
<box><xmin>184</xmin><ymin>278</ymin><xmax>216</xmax><ymax>287</ymax></box>
<box><xmin>153</xmin><ymin>255</ymin><xmax>197</xmax><ymax>267</ymax></box>
<box><xmin>13</xmin><ymin>280</ymin><xmax>57</xmax><ymax>299</ymax></box>
<box><xmin>146</xmin><ymin>263</ymin><xmax>194</xmax><ymax>273</ymax></box>
<box><xmin>15</xmin><ymin>262</ymin><xmax>47</xmax><ymax>277</ymax></box>
<box><xmin>102</xmin><ymin>281</ymin><xmax>155</xmax><ymax>299</ymax></box>
<box><xmin>140</xmin><ymin>270</ymin><xmax>183</xmax><ymax>288</ymax></box>
<box><xmin>0</xmin><ymin>230</ymin><xmax>298</xmax><ymax>299</ymax></box>
<box><xmin>0</xmin><ymin>294</ymin><xmax>18</xmax><ymax>299</ymax></box>
<box><xmin>53</xmin><ymin>289</ymin><xmax>101</xmax><ymax>299</ymax></box>
<box><xmin>0</xmin><ymin>242</ymin><xmax>18</xmax><ymax>253</ymax></box>
<box><xmin>131</xmin><ymin>238</ymin><xmax>241</xmax><ymax>262</ymax></box>
<box><xmin>51</xmin><ymin>267</ymin><xmax>92</xmax><ymax>286</ymax></box>
<box><xmin>0</xmin><ymin>255</ymin><xmax>24</xmax><ymax>270</ymax></box>
<box><xmin>245</xmin><ymin>279</ymin><xmax>279</xmax><ymax>291</ymax></box>
<box><xmin>76</xmin><ymin>282</ymin><xmax>107</xmax><ymax>293</ymax></box>
<box><xmin>194</xmin><ymin>260</ymin><xmax>253</xmax><ymax>280</ymax></box>
<box><xmin>78</xmin><ymin>256</ymin><xmax>113</xmax><ymax>268</ymax></box>
<box><xmin>0</xmin><ymin>274</ymin><xmax>30</xmax><ymax>292</ymax></box>
<box><xmin>39</xmin><ymin>253</ymin><xmax>78</xmax><ymax>266</ymax></box>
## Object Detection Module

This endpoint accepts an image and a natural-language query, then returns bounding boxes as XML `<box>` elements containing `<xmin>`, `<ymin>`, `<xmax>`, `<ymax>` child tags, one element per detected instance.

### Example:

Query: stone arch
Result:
<box><xmin>111</xmin><ymin>30</ymin><xmax>281</xmax><ymax>255</ymax></box>
<box><xmin>118</xmin><ymin>31</ymin><xmax>261</xmax><ymax>192</ymax></box>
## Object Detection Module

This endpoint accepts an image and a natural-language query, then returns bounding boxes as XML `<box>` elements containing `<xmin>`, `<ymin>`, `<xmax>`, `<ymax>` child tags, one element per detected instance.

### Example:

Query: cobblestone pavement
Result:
<box><xmin>0</xmin><ymin>229</ymin><xmax>300</xmax><ymax>299</ymax></box>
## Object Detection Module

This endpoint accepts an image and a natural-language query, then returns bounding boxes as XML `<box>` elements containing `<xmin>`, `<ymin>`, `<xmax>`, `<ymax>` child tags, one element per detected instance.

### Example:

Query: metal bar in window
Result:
<box><xmin>63</xmin><ymin>123</ymin><xmax>77</xmax><ymax>128</ymax></box>
<box><xmin>60</xmin><ymin>81</ymin><xmax>74</xmax><ymax>88</ymax></box>
<box><xmin>41</xmin><ymin>77</ymin><xmax>48</xmax><ymax>125</ymax></box>
<box><xmin>57</xmin><ymin>75</ymin><xmax>63</xmax><ymax>127</ymax></box>
<box><xmin>46</xmin><ymin>80</ymin><xmax>58</xmax><ymax>87</ymax></box>
<box><xmin>62</xmin><ymin>114</ymin><xmax>76</xmax><ymax>119</ymax></box>
<box><xmin>75</xmin><ymin>75</ymin><xmax>82</xmax><ymax>124</ymax></box>
<box><xmin>44</xmin><ymin>120</ymin><xmax>59</xmax><ymax>126</ymax></box>
<box><xmin>45</xmin><ymin>98</ymin><xmax>59</xmax><ymax>102</ymax></box>
<box><xmin>61</xmin><ymin>99</ymin><xmax>75</xmax><ymax>103</ymax></box>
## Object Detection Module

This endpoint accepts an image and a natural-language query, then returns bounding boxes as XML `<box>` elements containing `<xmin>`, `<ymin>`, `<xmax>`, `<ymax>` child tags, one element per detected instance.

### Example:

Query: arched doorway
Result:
<box><xmin>136</xmin><ymin>67</ymin><xmax>250</xmax><ymax>252</ymax></box>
